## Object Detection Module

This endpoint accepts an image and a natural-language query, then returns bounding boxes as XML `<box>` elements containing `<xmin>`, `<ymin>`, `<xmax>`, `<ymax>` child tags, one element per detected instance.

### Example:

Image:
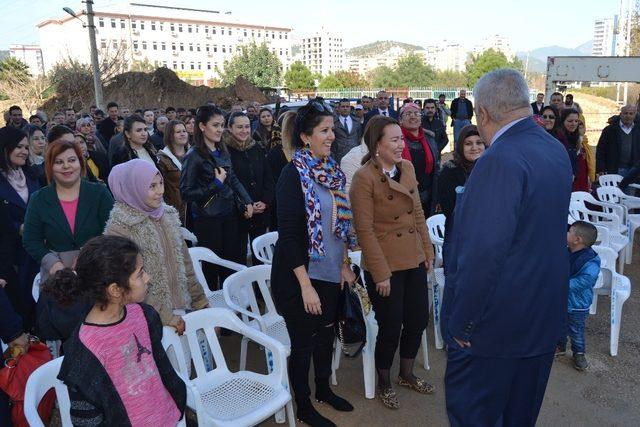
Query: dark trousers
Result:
<box><xmin>0</xmin><ymin>389</ymin><xmax>11</xmax><ymax>427</ymax></box>
<box><xmin>558</xmin><ymin>310</ymin><xmax>588</xmax><ymax>354</ymax></box>
<box><xmin>364</xmin><ymin>266</ymin><xmax>429</xmax><ymax>370</ymax></box>
<box><xmin>193</xmin><ymin>215</ymin><xmax>245</xmax><ymax>290</ymax></box>
<box><xmin>445</xmin><ymin>347</ymin><xmax>554</xmax><ymax>427</ymax></box>
<box><xmin>281</xmin><ymin>279</ymin><xmax>340</xmax><ymax>405</ymax></box>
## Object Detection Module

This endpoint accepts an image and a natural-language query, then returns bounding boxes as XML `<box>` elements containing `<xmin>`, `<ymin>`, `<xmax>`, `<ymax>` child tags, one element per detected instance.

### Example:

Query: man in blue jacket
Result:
<box><xmin>441</xmin><ymin>69</ymin><xmax>573</xmax><ymax>426</ymax></box>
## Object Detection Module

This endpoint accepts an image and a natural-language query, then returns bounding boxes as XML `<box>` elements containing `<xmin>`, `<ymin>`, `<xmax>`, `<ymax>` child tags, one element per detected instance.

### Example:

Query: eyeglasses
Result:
<box><xmin>402</xmin><ymin>111</ymin><xmax>421</xmax><ymax>118</ymax></box>
<box><xmin>542</xmin><ymin>115</ymin><xmax>555</xmax><ymax>119</ymax></box>
<box><xmin>296</xmin><ymin>101</ymin><xmax>333</xmax><ymax>125</ymax></box>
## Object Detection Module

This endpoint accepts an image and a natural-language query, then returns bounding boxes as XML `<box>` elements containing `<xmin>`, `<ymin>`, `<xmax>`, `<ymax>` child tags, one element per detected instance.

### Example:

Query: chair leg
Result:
<box><xmin>617</xmin><ymin>251</ymin><xmax>625</xmax><ymax>274</ymax></box>
<box><xmin>362</xmin><ymin>344</ymin><xmax>376</xmax><ymax>399</ymax></box>
<box><xmin>331</xmin><ymin>338</ymin><xmax>341</xmax><ymax>386</ymax></box>
<box><xmin>589</xmin><ymin>293</ymin><xmax>598</xmax><ymax>315</ymax></box>
<box><xmin>239</xmin><ymin>336</ymin><xmax>249</xmax><ymax>371</ymax></box>
<box><xmin>625</xmin><ymin>227</ymin><xmax>634</xmax><ymax>264</ymax></box>
<box><xmin>610</xmin><ymin>288</ymin><xmax>630</xmax><ymax>356</ymax></box>
<box><xmin>432</xmin><ymin>281</ymin><xmax>443</xmax><ymax>350</ymax></box>
<box><xmin>421</xmin><ymin>331</ymin><xmax>430</xmax><ymax>370</ymax></box>
<box><xmin>286</xmin><ymin>401</ymin><xmax>296</xmax><ymax>427</ymax></box>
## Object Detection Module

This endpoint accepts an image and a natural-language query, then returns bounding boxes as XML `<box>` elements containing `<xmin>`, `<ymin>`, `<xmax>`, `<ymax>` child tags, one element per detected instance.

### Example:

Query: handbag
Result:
<box><xmin>335</xmin><ymin>279</ymin><xmax>367</xmax><ymax>358</ymax></box>
<box><xmin>0</xmin><ymin>338</ymin><xmax>55</xmax><ymax>427</ymax></box>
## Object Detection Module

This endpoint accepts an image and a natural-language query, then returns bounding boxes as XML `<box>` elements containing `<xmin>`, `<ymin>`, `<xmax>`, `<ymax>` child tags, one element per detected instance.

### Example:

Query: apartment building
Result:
<box><xmin>9</xmin><ymin>44</ymin><xmax>45</xmax><ymax>76</ymax></box>
<box><xmin>301</xmin><ymin>31</ymin><xmax>345</xmax><ymax>76</ymax></box>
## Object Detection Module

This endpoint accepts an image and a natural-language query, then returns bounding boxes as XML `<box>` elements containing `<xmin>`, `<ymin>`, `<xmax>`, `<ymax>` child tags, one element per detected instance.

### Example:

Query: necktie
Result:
<box><xmin>344</xmin><ymin>117</ymin><xmax>349</xmax><ymax>133</ymax></box>
<box><xmin>382</xmin><ymin>111</ymin><xmax>387</xmax><ymax>117</ymax></box>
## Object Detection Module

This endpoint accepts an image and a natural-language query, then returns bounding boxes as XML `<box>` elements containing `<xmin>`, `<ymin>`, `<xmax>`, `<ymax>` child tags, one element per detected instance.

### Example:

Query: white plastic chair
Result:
<box><xmin>189</xmin><ymin>246</ymin><xmax>247</xmax><ymax>309</ymax></box>
<box><xmin>568</xmin><ymin>201</ymin><xmax>628</xmax><ymax>272</ymax></box>
<box><xmin>598</xmin><ymin>173</ymin><xmax>640</xmax><ymax>191</ymax></box>
<box><xmin>24</xmin><ymin>357</ymin><xmax>72</xmax><ymax>427</ymax></box>
<box><xmin>222</xmin><ymin>265</ymin><xmax>290</xmax><ymax>372</ymax></box>
<box><xmin>32</xmin><ymin>272</ymin><xmax>41</xmax><ymax>302</ymax></box>
<box><xmin>597</xmin><ymin>185</ymin><xmax>640</xmax><ymax>263</ymax></box>
<box><xmin>571</xmin><ymin>192</ymin><xmax>627</xmax><ymax>236</ymax></box>
<box><xmin>591</xmin><ymin>245</ymin><xmax>632</xmax><ymax>356</ymax></box>
<box><xmin>426</xmin><ymin>215</ymin><xmax>445</xmax><ymax>268</ymax></box>
<box><xmin>431</xmin><ymin>268</ymin><xmax>446</xmax><ymax>350</ymax></box>
<box><xmin>251</xmin><ymin>232</ymin><xmax>278</xmax><ymax>265</ymax></box>
<box><xmin>182</xmin><ymin>308</ymin><xmax>294</xmax><ymax>426</ymax></box>
<box><xmin>180</xmin><ymin>227</ymin><xmax>198</xmax><ymax>245</ymax></box>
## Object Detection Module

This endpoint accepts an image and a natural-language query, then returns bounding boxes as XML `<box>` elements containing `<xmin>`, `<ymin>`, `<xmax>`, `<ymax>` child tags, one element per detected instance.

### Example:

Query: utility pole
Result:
<box><xmin>85</xmin><ymin>0</ymin><xmax>104</xmax><ymax>109</ymax></box>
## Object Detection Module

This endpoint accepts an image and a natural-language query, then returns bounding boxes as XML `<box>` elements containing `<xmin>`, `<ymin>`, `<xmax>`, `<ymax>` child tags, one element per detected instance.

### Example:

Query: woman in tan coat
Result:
<box><xmin>350</xmin><ymin>115</ymin><xmax>435</xmax><ymax>409</ymax></box>
<box><xmin>158</xmin><ymin>120</ymin><xmax>189</xmax><ymax>225</ymax></box>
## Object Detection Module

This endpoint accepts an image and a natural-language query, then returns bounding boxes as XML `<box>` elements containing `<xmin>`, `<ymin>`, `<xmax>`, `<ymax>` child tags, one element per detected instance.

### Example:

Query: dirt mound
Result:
<box><xmin>41</xmin><ymin>68</ymin><xmax>269</xmax><ymax>114</ymax></box>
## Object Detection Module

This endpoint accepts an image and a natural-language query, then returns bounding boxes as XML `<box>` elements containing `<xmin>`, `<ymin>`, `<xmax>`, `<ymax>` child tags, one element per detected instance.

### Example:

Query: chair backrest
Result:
<box><xmin>568</xmin><ymin>201</ymin><xmax>621</xmax><ymax>231</ymax></box>
<box><xmin>426</xmin><ymin>214</ymin><xmax>445</xmax><ymax>244</ymax></box>
<box><xmin>32</xmin><ymin>273</ymin><xmax>41</xmax><ymax>303</ymax></box>
<box><xmin>188</xmin><ymin>246</ymin><xmax>247</xmax><ymax>299</ymax></box>
<box><xmin>161</xmin><ymin>326</ymin><xmax>190</xmax><ymax>378</ymax></box>
<box><xmin>251</xmin><ymin>231</ymin><xmax>279</xmax><ymax>265</ymax></box>
<box><xmin>222</xmin><ymin>265</ymin><xmax>278</xmax><ymax>330</ymax></box>
<box><xmin>593</xmin><ymin>245</ymin><xmax>617</xmax><ymax>291</ymax></box>
<box><xmin>593</xmin><ymin>224</ymin><xmax>611</xmax><ymax>247</ymax></box>
<box><xmin>597</xmin><ymin>185</ymin><xmax>624</xmax><ymax>205</ymax></box>
<box><xmin>183</xmin><ymin>307</ymin><xmax>287</xmax><ymax>380</ymax></box>
<box><xmin>24</xmin><ymin>357</ymin><xmax>71</xmax><ymax>427</ymax></box>
<box><xmin>599</xmin><ymin>174</ymin><xmax>623</xmax><ymax>187</ymax></box>
<box><xmin>180</xmin><ymin>227</ymin><xmax>198</xmax><ymax>245</ymax></box>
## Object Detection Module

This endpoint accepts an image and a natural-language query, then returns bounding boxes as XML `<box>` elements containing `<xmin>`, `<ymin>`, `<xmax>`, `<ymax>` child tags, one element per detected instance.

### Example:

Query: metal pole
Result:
<box><xmin>85</xmin><ymin>0</ymin><xmax>104</xmax><ymax>109</ymax></box>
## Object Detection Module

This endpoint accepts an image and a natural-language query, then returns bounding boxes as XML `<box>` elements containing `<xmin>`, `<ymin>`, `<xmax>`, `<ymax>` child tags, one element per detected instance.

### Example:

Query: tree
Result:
<box><xmin>393</xmin><ymin>54</ymin><xmax>436</xmax><ymax>87</ymax></box>
<box><xmin>0</xmin><ymin>57</ymin><xmax>49</xmax><ymax>113</ymax></box>
<box><xmin>284</xmin><ymin>61</ymin><xmax>315</xmax><ymax>90</ymax></box>
<box><xmin>367</xmin><ymin>66</ymin><xmax>398</xmax><ymax>88</ymax></box>
<box><xmin>465</xmin><ymin>49</ymin><xmax>523</xmax><ymax>87</ymax></box>
<box><xmin>433</xmin><ymin>70</ymin><xmax>467</xmax><ymax>88</ymax></box>
<box><xmin>217</xmin><ymin>42</ymin><xmax>282</xmax><ymax>87</ymax></box>
<box><xmin>629</xmin><ymin>1</ymin><xmax>640</xmax><ymax>55</ymax></box>
<box><xmin>131</xmin><ymin>58</ymin><xmax>155</xmax><ymax>72</ymax></box>
<box><xmin>318</xmin><ymin>70</ymin><xmax>367</xmax><ymax>89</ymax></box>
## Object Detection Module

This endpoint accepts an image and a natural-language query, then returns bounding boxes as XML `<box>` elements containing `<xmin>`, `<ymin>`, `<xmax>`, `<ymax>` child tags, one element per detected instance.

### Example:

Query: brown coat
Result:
<box><xmin>350</xmin><ymin>159</ymin><xmax>434</xmax><ymax>283</ymax></box>
<box><xmin>158</xmin><ymin>149</ymin><xmax>186</xmax><ymax>224</ymax></box>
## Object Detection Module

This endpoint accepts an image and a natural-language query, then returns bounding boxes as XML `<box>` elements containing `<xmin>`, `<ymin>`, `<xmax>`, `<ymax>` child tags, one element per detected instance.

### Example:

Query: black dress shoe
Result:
<box><xmin>297</xmin><ymin>400</ymin><xmax>337</xmax><ymax>427</ymax></box>
<box><xmin>316</xmin><ymin>388</ymin><xmax>354</xmax><ymax>412</ymax></box>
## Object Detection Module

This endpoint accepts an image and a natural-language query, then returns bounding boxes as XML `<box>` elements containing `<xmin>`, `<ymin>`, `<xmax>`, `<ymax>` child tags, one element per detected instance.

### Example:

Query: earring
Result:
<box><xmin>376</xmin><ymin>151</ymin><xmax>380</xmax><ymax>156</ymax></box>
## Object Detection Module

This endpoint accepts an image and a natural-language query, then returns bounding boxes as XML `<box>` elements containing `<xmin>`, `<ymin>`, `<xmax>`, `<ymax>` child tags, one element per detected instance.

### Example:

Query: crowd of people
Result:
<box><xmin>0</xmin><ymin>68</ymin><xmax>635</xmax><ymax>426</ymax></box>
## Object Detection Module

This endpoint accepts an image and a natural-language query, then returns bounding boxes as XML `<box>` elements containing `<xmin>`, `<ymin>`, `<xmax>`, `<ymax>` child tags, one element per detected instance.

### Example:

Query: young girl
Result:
<box><xmin>45</xmin><ymin>235</ymin><xmax>186</xmax><ymax>426</ymax></box>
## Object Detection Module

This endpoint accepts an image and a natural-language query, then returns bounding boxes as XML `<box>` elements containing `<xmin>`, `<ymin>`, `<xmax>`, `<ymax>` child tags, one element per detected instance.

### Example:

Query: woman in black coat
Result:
<box><xmin>223</xmin><ymin>112</ymin><xmax>275</xmax><ymax>261</ymax></box>
<box><xmin>436</xmin><ymin>125</ymin><xmax>486</xmax><ymax>246</ymax></box>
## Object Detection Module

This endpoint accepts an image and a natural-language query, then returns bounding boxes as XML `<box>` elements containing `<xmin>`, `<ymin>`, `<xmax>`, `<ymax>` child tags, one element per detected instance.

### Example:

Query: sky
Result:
<box><xmin>0</xmin><ymin>0</ymin><xmax>619</xmax><ymax>52</ymax></box>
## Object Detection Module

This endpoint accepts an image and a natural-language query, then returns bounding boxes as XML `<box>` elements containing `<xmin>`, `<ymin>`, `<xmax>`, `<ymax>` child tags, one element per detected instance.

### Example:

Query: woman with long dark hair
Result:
<box><xmin>270</xmin><ymin>101</ymin><xmax>356</xmax><ymax>426</ymax></box>
<box><xmin>253</xmin><ymin>108</ymin><xmax>281</xmax><ymax>151</ymax></box>
<box><xmin>540</xmin><ymin>105</ymin><xmax>561</xmax><ymax>136</ymax></box>
<box><xmin>557</xmin><ymin>108</ymin><xmax>591</xmax><ymax>192</ymax></box>
<box><xmin>180</xmin><ymin>106</ymin><xmax>253</xmax><ymax>289</ymax></box>
<box><xmin>111</xmin><ymin>115</ymin><xmax>158</xmax><ymax>168</ymax></box>
<box><xmin>350</xmin><ymin>115</ymin><xmax>435</xmax><ymax>409</ymax></box>
<box><xmin>158</xmin><ymin>120</ymin><xmax>190</xmax><ymax>224</ymax></box>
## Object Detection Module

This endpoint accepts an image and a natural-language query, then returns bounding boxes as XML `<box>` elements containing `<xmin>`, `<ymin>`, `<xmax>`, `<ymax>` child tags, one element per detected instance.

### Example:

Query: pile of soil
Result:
<box><xmin>41</xmin><ymin>67</ymin><xmax>269</xmax><ymax>114</ymax></box>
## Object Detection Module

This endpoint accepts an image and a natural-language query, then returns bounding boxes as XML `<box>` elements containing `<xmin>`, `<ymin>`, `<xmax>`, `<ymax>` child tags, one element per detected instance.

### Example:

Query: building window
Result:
<box><xmin>180</xmin><ymin>61</ymin><xmax>185</xmax><ymax>70</ymax></box>
<box><xmin>244</xmin><ymin>30</ymin><xmax>247</xmax><ymax>37</ymax></box>
<box><xmin>257</xmin><ymin>32</ymin><xmax>261</xmax><ymax>38</ymax></box>
<box><xmin>151</xmin><ymin>21</ymin><xmax>156</xmax><ymax>30</ymax></box>
<box><xmin>98</xmin><ymin>18</ymin><xmax>104</xmax><ymax>28</ymax></box>
<box><xmin>142</xmin><ymin>41</ymin><xmax>147</xmax><ymax>50</ymax></box>
<box><xmin>100</xmin><ymin>39</ymin><xmax>106</xmax><ymax>48</ymax></box>
<box><xmin>133</xmin><ymin>41</ymin><xmax>139</xmax><ymax>50</ymax></box>
<box><xmin>159</xmin><ymin>22</ymin><xmax>164</xmax><ymax>31</ymax></box>
<box><xmin>205</xmin><ymin>27</ymin><xmax>209</xmax><ymax>34</ymax></box>
<box><xmin>112</xmin><ymin>40</ymin><xmax>118</xmax><ymax>49</ymax></box>
<box><xmin>272</xmin><ymin>33</ymin><xmax>275</xmax><ymax>39</ymax></box>
<box><xmin>178</xmin><ymin>24</ymin><xmax>183</xmax><ymax>32</ymax></box>
<box><xmin>120</xmin><ymin>19</ymin><xmax>125</xmax><ymax>29</ymax></box>
<box><xmin>161</xmin><ymin>42</ymin><xmax>166</xmax><ymax>50</ymax></box>
<box><xmin>214</xmin><ymin>45</ymin><xmax>218</xmax><ymax>52</ymax></box>
<box><xmin>197</xmin><ymin>61</ymin><xmax>201</xmax><ymax>70</ymax></box>
<box><xmin>140</xmin><ymin>21</ymin><xmax>145</xmax><ymax>30</ymax></box>
<box><xmin>190</xmin><ymin>62</ymin><xmax>194</xmax><ymax>70</ymax></box>
<box><xmin>197</xmin><ymin>44</ymin><xmax>201</xmax><ymax>52</ymax></box>
<box><xmin>188</xmin><ymin>25</ymin><xmax>192</xmax><ymax>33</ymax></box>
<box><xmin>110</xmin><ymin>19</ymin><xmax>116</xmax><ymax>28</ymax></box>
<box><xmin>153</xmin><ymin>42</ymin><xmax>157</xmax><ymax>50</ymax></box>
<box><xmin>173</xmin><ymin>61</ymin><xmax>177</xmax><ymax>69</ymax></box>
<box><xmin>172</xmin><ymin>43</ymin><xmax>176</xmax><ymax>51</ymax></box>
<box><xmin>228</xmin><ymin>28</ymin><xmax>232</xmax><ymax>35</ymax></box>
<box><xmin>221</xmin><ymin>28</ymin><xmax>225</xmax><ymax>35</ymax></box>
<box><xmin>207</xmin><ymin>62</ymin><xmax>211</xmax><ymax>70</ymax></box>
<box><xmin>279</xmin><ymin>33</ymin><xmax>282</xmax><ymax>39</ymax></box>
<box><xmin>170</xmin><ymin>23</ymin><xmax>175</xmax><ymax>32</ymax></box>
<box><xmin>222</xmin><ymin>46</ymin><xmax>226</xmax><ymax>53</ymax></box>
<box><xmin>206</xmin><ymin>44</ymin><xmax>210</xmax><ymax>52</ymax></box>
<box><xmin>189</xmin><ymin>43</ymin><xmax>193</xmax><ymax>51</ymax></box>
<box><xmin>212</xmin><ymin>27</ymin><xmax>217</xmax><ymax>34</ymax></box>
<box><xmin>252</xmin><ymin>30</ymin><xmax>255</xmax><ymax>37</ymax></box>
<box><xmin>195</xmin><ymin>25</ymin><xmax>199</xmax><ymax>33</ymax></box>
<box><xmin>162</xmin><ymin>61</ymin><xmax>167</xmax><ymax>67</ymax></box>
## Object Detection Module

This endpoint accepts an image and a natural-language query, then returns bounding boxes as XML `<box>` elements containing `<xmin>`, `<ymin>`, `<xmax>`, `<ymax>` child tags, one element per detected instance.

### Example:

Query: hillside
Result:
<box><xmin>346</xmin><ymin>41</ymin><xmax>424</xmax><ymax>58</ymax></box>
<box><xmin>517</xmin><ymin>44</ymin><xmax>588</xmax><ymax>73</ymax></box>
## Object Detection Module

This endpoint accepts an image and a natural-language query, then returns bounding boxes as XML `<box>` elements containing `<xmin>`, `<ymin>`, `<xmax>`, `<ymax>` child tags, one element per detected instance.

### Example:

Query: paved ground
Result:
<box><xmin>251</xmin><ymin>241</ymin><xmax>640</xmax><ymax>427</ymax></box>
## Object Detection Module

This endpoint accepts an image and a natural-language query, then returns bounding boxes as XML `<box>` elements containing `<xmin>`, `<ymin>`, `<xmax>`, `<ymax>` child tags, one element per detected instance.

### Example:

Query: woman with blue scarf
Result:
<box><xmin>271</xmin><ymin>101</ymin><xmax>357</xmax><ymax>427</ymax></box>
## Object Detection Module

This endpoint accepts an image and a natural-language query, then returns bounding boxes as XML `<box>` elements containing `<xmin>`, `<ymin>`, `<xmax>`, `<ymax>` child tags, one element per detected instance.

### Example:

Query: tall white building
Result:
<box><xmin>473</xmin><ymin>34</ymin><xmax>513</xmax><ymax>60</ymax></box>
<box><xmin>301</xmin><ymin>31</ymin><xmax>345</xmax><ymax>76</ymax></box>
<box><xmin>9</xmin><ymin>44</ymin><xmax>45</xmax><ymax>76</ymax></box>
<box><xmin>37</xmin><ymin>2</ymin><xmax>293</xmax><ymax>85</ymax></box>
<box><xmin>347</xmin><ymin>45</ymin><xmax>418</xmax><ymax>76</ymax></box>
<box><xmin>593</xmin><ymin>16</ymin><xmax>619</xmax><ymax>56</ymax></box>
<box><xmin>421</xmin><ymin>41</ymin><xmax>467</xmax><ymax>72</ymax></box>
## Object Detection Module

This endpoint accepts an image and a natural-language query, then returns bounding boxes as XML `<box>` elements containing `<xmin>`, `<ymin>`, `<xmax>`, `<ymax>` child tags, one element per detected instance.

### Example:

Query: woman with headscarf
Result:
<box><xmin>398</xmin><ymin>103</ymin><xmax>440</xmax><ymax>216</ymax></box>
<box><xmin>105</xmin><ymin>159</ymin><xmax>208</xmax><ymax>332</ymax></box>
<box><xmin>436</xmin><ymin>124</ymin><xmax>487</xmax><ymax>242</ymax></box>
<box><xmin>75</xmin><ymin>116</ymin><xmax>107</xmax><ymax>155</ymax></box>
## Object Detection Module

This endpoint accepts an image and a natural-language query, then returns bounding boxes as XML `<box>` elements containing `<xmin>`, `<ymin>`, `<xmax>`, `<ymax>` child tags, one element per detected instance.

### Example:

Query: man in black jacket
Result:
<box><xmin>531</xmin><ymin>92</ymin><xmax>545</xmax><ymax>115</ymax></box>
<box><xmin>450</xmin><ymin>90</ymin><xmax>473</xmax><ymax>146</ymax></box>
<box><xmin>596</xmin><ymin>105</ymin><xmax>640</xmax><ymax>177</ymax></box>
<box><xmin>422</xmin><ymin>98</ymin><xmax>449</xmax><ymax>153</ymax></box>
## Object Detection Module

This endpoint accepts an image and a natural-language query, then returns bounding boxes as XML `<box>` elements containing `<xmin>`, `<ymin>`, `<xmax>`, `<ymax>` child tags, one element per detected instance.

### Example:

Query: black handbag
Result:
<box><xmin>335</xmin><ymin>280</ymin><xmax>367</xmax><ymax>358</ymax></box>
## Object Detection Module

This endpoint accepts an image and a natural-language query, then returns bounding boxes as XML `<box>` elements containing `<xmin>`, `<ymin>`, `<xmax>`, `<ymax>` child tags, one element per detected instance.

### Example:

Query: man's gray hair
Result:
<box><xmin>473</xmin><ymin>69</ymin><xmax>531</xmax><ymax>122</ymax></box>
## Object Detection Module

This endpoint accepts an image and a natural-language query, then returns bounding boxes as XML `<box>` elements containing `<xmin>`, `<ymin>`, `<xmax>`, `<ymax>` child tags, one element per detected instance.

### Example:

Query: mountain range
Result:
<box><xmin>517</xmin><ymin>41</ymin><xmax>593</xmax><ymax>73</ymax></box>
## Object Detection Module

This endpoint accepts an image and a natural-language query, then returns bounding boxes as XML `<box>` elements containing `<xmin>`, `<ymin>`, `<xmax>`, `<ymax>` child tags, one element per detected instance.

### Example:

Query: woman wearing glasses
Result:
<box><xmin>540</xmin><ymin>105</ymin><xmax>561</xmax><ymax>136</ymax></box>
<box><xmin>271</xmin><ymin>101</ymin><xmax>356</xmax><ymax>427</ymax></box>
<box><xmin>398</xmin><ymin>103</ymin><xmax>440</xmax><ymax>216</ymax></box>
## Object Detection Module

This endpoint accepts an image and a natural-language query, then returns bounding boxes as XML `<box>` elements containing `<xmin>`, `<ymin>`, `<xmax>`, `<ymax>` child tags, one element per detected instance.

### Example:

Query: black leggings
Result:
<box><xmin>364</xmin><ymin>266</ymin><xmax>429</xmax><ymax>370</ymax></box>
<box><xmin>281</xmin><ymin>279</ymin><xmax>340</xmax><ymax>404</ymax></box>
<box><xmin>193</xmin><ymin>215</ymin><xmax>245</xmax><ymax>290</ymax></box>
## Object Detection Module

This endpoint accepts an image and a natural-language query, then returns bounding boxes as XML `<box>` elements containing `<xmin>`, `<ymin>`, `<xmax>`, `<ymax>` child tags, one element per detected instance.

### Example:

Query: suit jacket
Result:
<box><xmin>332</xmin><ymin>115</ymin><xmax>363</xmax><ymax>163</ymax></box>
<box><xmin>595</xmin><ymin>122</ymin><xmax>640</xmax><ymax>174</ymax></box>
<box><xmin>0</xmin><ymin>167</ymin><xmax>41</xmax><ymax>232</ymax></box>
<box><xmin>450</xmin><ymin>98</ymin><xmax>474</xmax><ymax>121</ymax></box>
<box><xmin>531</xmin><ymin>101</ymin><xmax>545</xmax><ymax>115</ymax></box>
<box><xmin>441</xmin><ymin>117</ymin><xmax>572</xmax><ymax>358</ymax></box>
<box><xmin>350</xmin><ymin>159</ymin><xmax>434</xmax><ymax>283</ymax></box>
<box><xmin>363</xmin><ymin>108</ymin><xmax>398</xmax><ymax>129</ymax></box>
<box><xmin>22</xmin><ymin>180</ymin><xmax>114</xmax><ymax>266</ymax></box>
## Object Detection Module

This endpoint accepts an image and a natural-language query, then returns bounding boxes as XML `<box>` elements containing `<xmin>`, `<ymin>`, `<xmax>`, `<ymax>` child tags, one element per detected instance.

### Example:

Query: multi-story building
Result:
<box><xmin>347</xmin><ymin>45</ymin><xmax>418</xmax><ymax>76</ymax></box>
<box><xmin>593</xmin><ymin>16</ymin><xmax>618</xmax><ymax>56</ymax></box>
<box><xmin>472</xmin><ymin>34</ymin><xmax>513</xmax><ymax>60</ymax></box>
<box><xmin>9</xmin><ymin>44</ymin><xmax>45</xmax><ymax>76</ymax></box>
<box><xmin>37</xmin><ymin>2</ymin><xmax>293</xmax><ymax>85</ymax></box>
<box><xmin>301</xmin><ymin>31</ymin><xmax>345</xmax><ymax>76</ymax></box>
<box><xmin>421</xmin><ymin>41</ymin><xmax>467</xmax><ymax>72</ymax></box>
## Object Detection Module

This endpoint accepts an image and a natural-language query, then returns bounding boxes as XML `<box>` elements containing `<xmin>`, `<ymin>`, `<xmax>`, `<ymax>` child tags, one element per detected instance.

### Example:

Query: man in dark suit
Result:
<box><xmin>441</xmin><ymin>69</ymin><xmax>572</xmax><ymax>427</ymax></box>
<box><xmin>531</xmin><ymin>92</ymin><xmax>545</xmax><ymax>115</ymax></box>
<box><xmin>596</xmin><ymin>104</ymin><xmax>640</xmax><ymax>177</ymax></box>
<box><xmin>364</xmin><ymin>90</ymin><xmax>398</xmax><ymax>128</ymax></box>
<box><xmin>421</xmin><ymin>98</ymin><xmax>449</xmax><ymax>152</ymax></box>
<box><xmin>450</xmin><ymin>89</ymin><xmax>473</xmax><ymax>146</ymax></box>
<box><xmin>332</xmin><ymin>99</ymin><xmax>363</xmax><ymax>163</ymax></box>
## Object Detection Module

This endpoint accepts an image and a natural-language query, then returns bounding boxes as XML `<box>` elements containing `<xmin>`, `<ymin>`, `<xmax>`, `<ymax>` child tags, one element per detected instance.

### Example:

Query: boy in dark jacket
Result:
<box><xmin>556</xmin><ymin>221</ymin><xmax>601</xmax><ymax>371</ymax></box>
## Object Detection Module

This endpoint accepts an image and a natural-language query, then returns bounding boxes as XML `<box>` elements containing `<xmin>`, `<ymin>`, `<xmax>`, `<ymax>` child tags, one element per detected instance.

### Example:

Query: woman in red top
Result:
<box><xmin>557</xmin><ymin>108</ymin><xmax>589</xmax><ymax>192</ymax></box>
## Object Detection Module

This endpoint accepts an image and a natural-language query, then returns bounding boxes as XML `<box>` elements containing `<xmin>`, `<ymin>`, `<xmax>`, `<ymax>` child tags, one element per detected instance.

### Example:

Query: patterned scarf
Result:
<box><xmin>292</xmin><ymin>147</ymin><xmax>356</xmax><ymax>260</ymax></box>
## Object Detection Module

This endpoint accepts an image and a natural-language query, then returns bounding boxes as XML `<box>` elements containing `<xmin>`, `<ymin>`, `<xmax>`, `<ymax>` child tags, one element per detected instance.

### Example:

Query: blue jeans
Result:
<box><xmin>453</xmin><ymin>119</ymin><xmax>471</xmax><ymax>147</ymax></box>
<box><xmin>558</xmin><ymin>310</ymin><xmax>588</xmax><ymax>353</ymax></box>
